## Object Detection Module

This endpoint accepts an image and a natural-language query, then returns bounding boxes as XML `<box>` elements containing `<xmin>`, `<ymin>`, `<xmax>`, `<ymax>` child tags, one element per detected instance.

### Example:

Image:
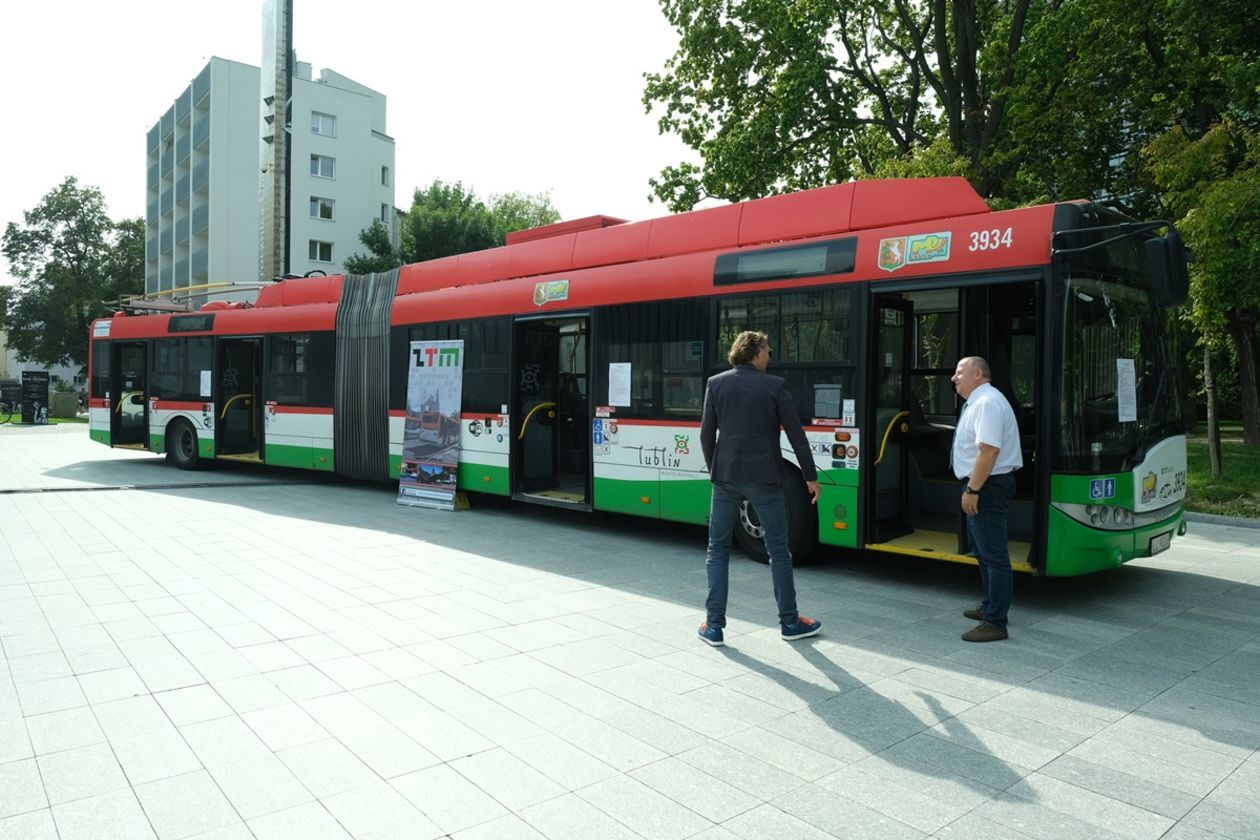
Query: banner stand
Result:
<box><xmin>397</xmin><ymin>340</ymin><xmax>464</xmax><ymax>511</ymax></box>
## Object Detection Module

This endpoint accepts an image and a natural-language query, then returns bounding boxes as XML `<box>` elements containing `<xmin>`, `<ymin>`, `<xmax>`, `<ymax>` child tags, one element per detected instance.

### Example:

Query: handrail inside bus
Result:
<box><xmin>115</xmin><ymin>391</ymin><xmax>144</xmax><ymax>413</ymax></box>
<box><xmin>873</xmin><ymin>411</ymin><xmax>909</xmax><ymax>467</ymax></box>
<box><xmin>518</xmin><ymin>402</ymin><xmax>557</xmax><ymax>439</ymax></box>
<box><xmin>219</xmin><ymin>394</ymin><xmax>254</xmax><ymax>419</ymax></box>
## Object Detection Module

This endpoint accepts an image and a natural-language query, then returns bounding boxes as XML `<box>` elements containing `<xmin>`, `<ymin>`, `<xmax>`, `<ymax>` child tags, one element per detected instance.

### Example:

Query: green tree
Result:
<box><xmin>489</xmin><ymin>191</ymin><xmax>560</xmax><ymax>243</ymax></box>
<box><xmin>342</xmin><ymin>219</ymin><xmax>401</xmax><ymax>274</ymax></box>
<box><xmin>344</xmin><ymin>181</ymin><xmax>561</xmax><ymax>272</ymax></box>
<box><xmin>643</xmin><ymin>0</ymin><xmax>1260</xmax><ymax>211</ymax></box>
<box><xmin>1</xmin><ymin>178</ymin><xmax>142</xmax><ymax>369</ymax></box>
<box><xmin>1145</xmin><ymin>122</ymin><xmax>1260</xmax><ymax>445</ymax></box>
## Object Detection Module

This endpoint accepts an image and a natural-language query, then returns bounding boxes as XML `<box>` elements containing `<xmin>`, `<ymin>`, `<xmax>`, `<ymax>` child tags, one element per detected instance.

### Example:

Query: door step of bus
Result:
<box><xmin>114</xmin><ymin>443</ymin><xmax>148</xmax><ymax>451</ymax></box>
<box><xmin>866</xmin><ymin>529</ymin><xmax>1034</xmax><ymax>573</ymax></box>
<box><xmin>218</xmin><ymin>452</ymin><xmax>262</xmax><ymax>463</ymax></box>
<box><xmin>515</xmin><ymin>490</ymin><xmax>589</xmax><ymax>508</ymax></box>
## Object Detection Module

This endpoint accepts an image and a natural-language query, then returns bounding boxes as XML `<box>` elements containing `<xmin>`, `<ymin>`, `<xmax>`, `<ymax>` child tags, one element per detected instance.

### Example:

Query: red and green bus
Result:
<box><xmin>88</xmin><ymin>177</ymin><xmax>1189</xmax><ymax>576</ymax></box>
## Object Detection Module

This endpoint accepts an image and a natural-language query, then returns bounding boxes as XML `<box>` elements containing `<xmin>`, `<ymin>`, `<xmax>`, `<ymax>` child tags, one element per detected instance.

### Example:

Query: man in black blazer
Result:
<box><xmin>697</xmin><ymin>330</ymin><xmax>822</xmax><ymax>647</ymax></box>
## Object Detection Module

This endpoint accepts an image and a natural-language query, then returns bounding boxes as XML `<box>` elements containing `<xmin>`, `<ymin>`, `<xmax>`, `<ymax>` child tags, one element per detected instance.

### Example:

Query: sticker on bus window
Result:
<box><xmin>878</xmin><ymin>232</ymin><xmax>952</xmax><ymax>272</ymax></box>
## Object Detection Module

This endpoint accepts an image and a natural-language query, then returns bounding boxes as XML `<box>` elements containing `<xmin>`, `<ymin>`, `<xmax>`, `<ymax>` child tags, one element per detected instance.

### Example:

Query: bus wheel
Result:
<box><xmin>167</xmin><ymin>419</ymin><xmax>202</xmax><ymax>470</ymax></box>
<box><xmin>733</xmin><ymin>472</ymin><xmax>819</xmax><ymax>564</ymax></box>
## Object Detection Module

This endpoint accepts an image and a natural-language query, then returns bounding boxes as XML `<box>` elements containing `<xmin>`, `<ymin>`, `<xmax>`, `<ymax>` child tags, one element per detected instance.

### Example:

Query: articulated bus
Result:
<box><xmin>89</xmin><ymin>178</ymin><xmax>1189</xmax><ymax>576</ymax></box>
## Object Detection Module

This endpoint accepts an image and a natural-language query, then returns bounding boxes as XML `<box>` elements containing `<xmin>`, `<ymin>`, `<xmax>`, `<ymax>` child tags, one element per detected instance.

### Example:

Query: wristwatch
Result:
<box><xmin>964</xmin><ymin>486</ymin><xmax>981</xmax><ymax>495</ymax></box>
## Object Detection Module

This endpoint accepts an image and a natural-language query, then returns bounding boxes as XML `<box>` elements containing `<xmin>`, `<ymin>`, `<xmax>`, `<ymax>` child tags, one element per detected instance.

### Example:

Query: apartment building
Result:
<box><xmin>145</xmin><ymin>57</ymin><xmax>396</xmax><ymax>304</ymax></box>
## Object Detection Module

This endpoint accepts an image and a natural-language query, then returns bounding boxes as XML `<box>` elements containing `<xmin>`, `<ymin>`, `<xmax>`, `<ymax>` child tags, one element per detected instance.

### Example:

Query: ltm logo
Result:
<box><xmin>413</xmin><ymin>347</ymin><xmax>460</xmax><ymax>367</ymax></box>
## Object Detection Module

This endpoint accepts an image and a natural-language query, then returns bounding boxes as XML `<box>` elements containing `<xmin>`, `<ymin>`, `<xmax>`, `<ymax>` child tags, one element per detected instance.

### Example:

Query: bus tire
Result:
<box><xmin>733</xmin><ymin>467</ymin><xmax>819</xmax><ymax>565</ymax></box>
<box><xmin>167</xmin><ymin>419</ymin><xmax>203</xmax><ymax>470</ymax></box>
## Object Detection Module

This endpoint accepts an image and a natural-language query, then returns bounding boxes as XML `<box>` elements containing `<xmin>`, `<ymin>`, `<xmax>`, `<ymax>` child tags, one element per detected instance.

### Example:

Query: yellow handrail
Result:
<box><xmin>219</xmin><ymin>393</ymin><xmax>254</xmax><ymax>419</ymax></box>
<box><xmin>873</xmin><ymin>410</ymin><xmax>909</xmax><ymax>466</ymax></box>
<box><xmin>115</xmin><ymin>390</ymin><xmax>144</xmax><ymax>413</ymax></box>
<box><xmin>518</xmin><ymin>401</ymin><xmax>557</xmax><ymax>440</ymax></box>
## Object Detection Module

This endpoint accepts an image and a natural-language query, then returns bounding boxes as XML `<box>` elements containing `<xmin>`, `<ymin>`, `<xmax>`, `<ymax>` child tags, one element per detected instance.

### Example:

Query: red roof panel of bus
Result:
<box><xmin>254</xmin><ymin>275</ymin><xmax>344</xmax><ymax>308</ymax></box>
<box><xmin>572</xmin><ymin>219</ymin><xmax>652</xmax><ymax>269</ymax></box>
<box><xmin>737</xmin><ymin>183</ymin><xmax>855</xmax><ymax>245</ymax></box>
<box><xmin>453</xmin><ymin>246</ymin><xmax>512</xmax><ymax>286</ymax></box>
<box><xmin>646</xmin><ymin>202</ymin><xmax>744</xmax><ymax>259</ymax></box>
<box><xmin>505</xmin><ymin>214</ymin><xmax>627</xmax><ymax>245</ymax></box>
<box><xmin>397</xmin><ymin>255</ymin><xmax>461</xmax><ymax>295</ymax></box>
<box><xmin>848</xmin><ymin>177</ymin><xmax>989</xmax><ymax>230</ymax></box>
<box><xmin>506</xmin><ymin>232</ymin><xmax>576</xmax><ymax>279</ymax></box>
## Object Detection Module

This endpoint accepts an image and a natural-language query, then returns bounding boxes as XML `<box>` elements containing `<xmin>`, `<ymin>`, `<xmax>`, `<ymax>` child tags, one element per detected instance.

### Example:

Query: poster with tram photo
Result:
<box><xmin>398</xmin><ymin>340</ymin><xmax>465</xmax><ymax>510</ymax></box>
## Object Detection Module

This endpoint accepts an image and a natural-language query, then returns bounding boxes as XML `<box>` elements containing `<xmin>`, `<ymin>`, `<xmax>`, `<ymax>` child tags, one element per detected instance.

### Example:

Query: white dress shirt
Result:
<box><xmin>952</xmin><ymin>382</ymin><xmax>1023</xmax><ymax>479</ymax></box>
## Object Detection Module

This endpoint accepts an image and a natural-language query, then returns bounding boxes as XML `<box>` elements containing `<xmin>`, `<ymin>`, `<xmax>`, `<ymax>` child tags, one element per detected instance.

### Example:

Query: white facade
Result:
<box><xmin>146</xmin><ymin>57</ymin><xmax>396</xmax><ymax>305</ymax></box>
<box><xmin>288</xmin><ymin>63</ymin><xmax>397</xmax><ymax>277</ymax></box>
<box><xmin>146</xmin><ymin>59</ymin><xmax>261</xmax><ymax>305</ymax></box>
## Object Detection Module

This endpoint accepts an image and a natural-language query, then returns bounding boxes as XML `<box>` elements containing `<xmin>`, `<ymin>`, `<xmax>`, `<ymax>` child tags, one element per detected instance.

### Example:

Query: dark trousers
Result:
<box><xmin>705</xmin><ymin>480</ymin><xmax>799</xmax><ymax>628</ymax></box>
<box><xmin>964</xmin><ymin>473</ymin><xmax>1016</xmax><ymax>629</ymax></box>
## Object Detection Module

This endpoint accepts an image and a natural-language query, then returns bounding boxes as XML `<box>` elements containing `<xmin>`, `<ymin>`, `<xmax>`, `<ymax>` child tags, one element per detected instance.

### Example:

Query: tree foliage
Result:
<box><xmin>644</xmin><ymin>0</ymin><xmax>1260</xmax><ymax>211</ymax></box>
<box><xmin>1</xmin><ymin>177</ymin><xmax>142</xmax><ymax>369</ymax></box>
<box><xmin>1145</xmin><ymin>122</ymin><xmax>1260</xmax><ymax>443</ymax></box>
<box><xmin>345</xmin><ymin>180</ymin><xmax>560</xmax><ymax>272</ymax></box>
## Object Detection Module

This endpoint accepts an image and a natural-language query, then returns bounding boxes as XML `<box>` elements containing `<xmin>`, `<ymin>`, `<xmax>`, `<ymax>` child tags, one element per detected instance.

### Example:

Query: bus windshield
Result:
<box><xmin>1057</xmin><ymin>230</ymin><xmax>1182</xmax><ymax>472</ymax></box>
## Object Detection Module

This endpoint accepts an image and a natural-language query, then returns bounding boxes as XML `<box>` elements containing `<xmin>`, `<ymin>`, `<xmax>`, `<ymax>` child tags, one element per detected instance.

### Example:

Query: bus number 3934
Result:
<box><xmin>970</xmin><ymin>228</ymin><xmax>1013</xmax><ymax>250</ymax></box>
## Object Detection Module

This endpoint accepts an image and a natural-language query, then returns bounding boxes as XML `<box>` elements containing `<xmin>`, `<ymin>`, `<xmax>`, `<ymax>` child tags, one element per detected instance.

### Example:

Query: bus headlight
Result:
<box><xmin>1057</xmin><ymin>502</ymin><xmax>1136</xmax><ymax>531</ymax></box>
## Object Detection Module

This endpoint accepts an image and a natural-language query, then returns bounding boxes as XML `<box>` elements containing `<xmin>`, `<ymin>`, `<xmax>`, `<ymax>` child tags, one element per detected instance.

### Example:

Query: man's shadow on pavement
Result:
<box><xmin>715</xmin><ymin>638</ymin><xmax>1030</xmax><ymax>799</ymax></box>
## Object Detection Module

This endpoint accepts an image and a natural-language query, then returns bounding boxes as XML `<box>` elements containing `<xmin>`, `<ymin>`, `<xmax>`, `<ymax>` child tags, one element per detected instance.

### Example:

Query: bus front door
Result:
<box><xmin>111</xmin><ymin>342</ymin><xmax>149</xmax><ymax>448</ymax></box>
<box><xmin>217</xmin><ymin>338</ymin><xmax>262</xmax><ymax>460</ymax></box>
<box><xmin>513</xmin><ymin>316</ymin><xmax>590</xmax><ymax>507</ymax></box>
<box><xmin>868</xmin><ymin>295</ymin><xmax>915</xmax><ymax>543</ymax></box>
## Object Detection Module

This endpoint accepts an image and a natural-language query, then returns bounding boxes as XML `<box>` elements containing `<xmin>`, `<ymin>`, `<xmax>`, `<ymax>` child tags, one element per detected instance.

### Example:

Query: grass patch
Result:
<box><xmin>48</xmin><ymin>416</ymin><xmax>88</xmax><ymax>424</ymax></box>
<box><xmin>1186</xmin><ymin>438</ymin><xmax>1260</xmax><ymax>519</ymax></box>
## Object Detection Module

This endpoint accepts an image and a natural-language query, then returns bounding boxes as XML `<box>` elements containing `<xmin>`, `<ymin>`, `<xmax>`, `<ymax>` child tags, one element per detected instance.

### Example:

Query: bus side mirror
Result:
<box><xmin>1146</xmin><ymin>226</ymin><xmax>1189</xmax><ymax>308</ymax></box>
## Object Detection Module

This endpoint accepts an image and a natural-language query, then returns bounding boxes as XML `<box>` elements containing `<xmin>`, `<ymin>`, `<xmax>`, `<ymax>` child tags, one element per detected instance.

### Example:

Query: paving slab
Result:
<box><xmin>2</xmin><ymin>426</ymin><xmax>1259</xmax><ymax>838</ymax></box>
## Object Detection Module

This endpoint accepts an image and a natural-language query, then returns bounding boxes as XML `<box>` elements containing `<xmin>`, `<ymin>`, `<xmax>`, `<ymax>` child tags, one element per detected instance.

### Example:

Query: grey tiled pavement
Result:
<box><xmin>2</xmin><ymin>424</ymin><xmax>1260</xmax><ymax>840</ymax></box>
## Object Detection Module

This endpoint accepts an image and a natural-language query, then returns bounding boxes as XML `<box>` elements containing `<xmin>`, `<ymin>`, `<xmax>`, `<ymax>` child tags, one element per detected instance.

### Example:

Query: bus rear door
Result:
<box><xmin>512</xmin><ymin>316</ymin><xmax>591</xmax><ymax>507</ymax></box>
<box><xmin>111</xmin><ymin>341</ymin><xmax>149</xmax><ymax>448</ymax></box>
<box><xmin>217</xmin><ymin>337</ymin><xmax>262</xmax><ymax>460</ymax></box>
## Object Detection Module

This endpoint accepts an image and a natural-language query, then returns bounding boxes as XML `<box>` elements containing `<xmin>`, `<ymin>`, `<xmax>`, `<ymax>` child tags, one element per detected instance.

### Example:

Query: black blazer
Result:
<box><xmin>700</xmin><ymin>364</ymin><xmax>818</xmax><ymax>485</ymax></box>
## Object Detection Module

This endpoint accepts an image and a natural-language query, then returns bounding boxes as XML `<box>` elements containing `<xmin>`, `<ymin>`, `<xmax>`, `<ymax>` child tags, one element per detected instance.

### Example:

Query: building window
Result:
<box><xmin>311</xmin><ymin>111</ymin><xmax>336</xmax><ymax>137</ymax></box>
<box><xmin>381</xmin><ymin>165</ymin><xmax>389</xmax><ymax>186</ymax></box>
<box><xmin>380</xmin><ymin>203</ymin><xmax>390</xmax><ymax>223</ymax></box>
<box><xmin>309</xmin><ymin>240</ymin><xmax>333</xmax><ymax>262</ymax></box>
<box><xmin>310</xmin><ymin>197</ymin><xmax>334</xmax><ymax>220</ymax></box>
<box><xmin>310</xmin><ymin>154</ymin><xmax>335</xmax><ymax>179</ymax></box>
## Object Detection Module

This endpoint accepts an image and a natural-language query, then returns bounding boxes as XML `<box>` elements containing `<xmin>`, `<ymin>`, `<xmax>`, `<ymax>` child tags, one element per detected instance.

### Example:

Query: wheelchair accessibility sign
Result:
<box><xmin>1089</xmin><ymin>478</ymin><xmax>1116</xmax><ymax>500</ymax></box>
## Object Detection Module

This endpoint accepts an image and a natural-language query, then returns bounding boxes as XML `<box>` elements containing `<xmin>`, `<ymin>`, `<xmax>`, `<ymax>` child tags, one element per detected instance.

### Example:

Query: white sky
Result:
<box><xmin>1</xmin><ymin>0</ymin><xmax>698</xmax><ymax>279</ymax></box>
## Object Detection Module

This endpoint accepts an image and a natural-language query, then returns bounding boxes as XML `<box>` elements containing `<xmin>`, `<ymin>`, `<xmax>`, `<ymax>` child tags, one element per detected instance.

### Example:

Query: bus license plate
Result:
<box><xmin>1149</xmin><ymin>532</ymin><xmax>1172</xmax><ymax>555</ymax></box>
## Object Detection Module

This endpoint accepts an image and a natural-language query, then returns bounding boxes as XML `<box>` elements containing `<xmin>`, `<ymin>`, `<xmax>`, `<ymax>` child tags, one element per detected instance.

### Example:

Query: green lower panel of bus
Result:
<box><xmin>90</xmin><ymin>428</ymin><xmax>110</xmax><ymax>445</ymax></box>
<box><xmin>816</xmin><ymin>481</ymin><xmax>859</xmax><ymax>549</ymax></box>
<box><xmin>457</xmin><ymin>462</ymin><xmax>509</xmax><ymax>496</ymax></box>
<box><xmin>1045</xmin><ymin>505</ymin><xmax>1183</xmax><ymax>576</ymax></box>
<box><xmin>265</xmin><ymin>443</ymin><xmax>335</xmax><ymax>472</ymax></box>
<box><xmin>594</xmin><ymin>476</ymin><xmax>710</xmax><ymax>525</ymax></box>
<box><xmin>150</xmin><ymin>433</ymin><xmax>163</xmax><ymax>452</ymax></box>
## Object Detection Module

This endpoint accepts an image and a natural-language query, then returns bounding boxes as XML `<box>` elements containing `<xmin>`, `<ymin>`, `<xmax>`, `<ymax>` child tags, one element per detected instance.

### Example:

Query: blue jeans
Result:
<box><xmin>965</xmin><ymin>473</ymin><xmax>1016</xmax><ymax>629</ymax></box>
<box><xmin>705</xmin><ymin>481</ymin><xmax>799</xmax><ymax>628</ymax></box>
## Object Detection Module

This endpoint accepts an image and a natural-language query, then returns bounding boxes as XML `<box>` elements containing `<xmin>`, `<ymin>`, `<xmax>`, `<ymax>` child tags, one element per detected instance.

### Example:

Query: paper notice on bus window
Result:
<box><xmin>609</xmin><ymin>363</ymin><xmax>631</xmax><ymax>407</ymax></box>
<box><xmin>200</xmin><ymin>370</ymin><xmax>212</xmax><ymax>398</ymax></box>
<box><xmin>1117</xmin><ymin>358</ymin><xmax>1137</xmax><ymax>422</ymax></box>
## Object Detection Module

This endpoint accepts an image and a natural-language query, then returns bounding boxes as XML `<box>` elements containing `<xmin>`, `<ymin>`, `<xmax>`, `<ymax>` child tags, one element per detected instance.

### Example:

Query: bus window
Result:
<box><xmin>717</xmin><ymin>288</ymin><xmax>857</xmax><ymax>423</ymax></box>
<box><xmin>91</xmin><ymin>341</ymin><xmax>111</xmax><ymax>399</ymax></box>
<box><xmin>908</xmin><ymin>289</ymin><xmax>960</xmax><ymax>419</ymax></box>
<box><xmin>598</xmin><ymin>298</ymin><xmax>707</xmax><ymax>419</ymax></box>
<box><xmin>456</xmin><ymin>318</ymin><xmax>510</xmax><ymax>413</ymax></box>
<box><xmin>268</xmin><ymin>334</ymin><xmax>311</xmax><ymax>404</ymax></box>
<box><xmin>151</xmin><ymin>337</ymin><xmax>212</xmax><ymax>402</ymax></box>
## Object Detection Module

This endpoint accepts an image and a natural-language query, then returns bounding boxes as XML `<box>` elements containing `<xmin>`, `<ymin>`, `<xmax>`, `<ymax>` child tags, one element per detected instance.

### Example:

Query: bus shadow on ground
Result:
<box><xmin>49</xmin><ymin>464</ymin><xmax>1260</xmax><ymax>777</ymax></box>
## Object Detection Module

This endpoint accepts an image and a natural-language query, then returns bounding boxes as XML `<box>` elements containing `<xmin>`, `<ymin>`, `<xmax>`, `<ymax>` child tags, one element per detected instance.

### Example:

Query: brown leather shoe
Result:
<box><xmin>962</xmin><ymin>622</ymin><xmax>1008</xmax><ymax>642</ymax></box>
<box><xmin>963</xmin><ymin>606</ymin><xmax>985</xmax><ymax>621</ymax></box>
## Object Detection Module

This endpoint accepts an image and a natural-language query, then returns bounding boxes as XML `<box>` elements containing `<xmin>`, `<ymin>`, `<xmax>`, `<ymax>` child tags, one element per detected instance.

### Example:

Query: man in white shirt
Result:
<box><xmin>951</xmin><ymin>356</ymin><xmax>1023</xmax><ymax>642</ymax></box>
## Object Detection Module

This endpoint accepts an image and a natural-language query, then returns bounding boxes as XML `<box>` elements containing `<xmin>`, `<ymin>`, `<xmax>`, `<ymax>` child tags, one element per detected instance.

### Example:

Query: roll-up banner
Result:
<box><xmin>398</xmin><ymin>340</ymin><xmax>464</xmax><ymax>510</ymax></box>
<box><xmin>22</xmin><ymin>370</ymin><xmax>50</xmax><ymax>425</ymax></box>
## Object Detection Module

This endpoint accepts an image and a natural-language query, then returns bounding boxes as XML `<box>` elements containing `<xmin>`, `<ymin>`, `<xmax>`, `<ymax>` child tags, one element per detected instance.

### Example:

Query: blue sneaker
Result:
<box><xmin>697</xmin><ymin>623</ymin><xmax>725</xmax><ymax>646</ymax></box>
<box><xmin>781</xmin><ymin>615</ymin><xmax>821</xmax><ymax>640</ymax></box>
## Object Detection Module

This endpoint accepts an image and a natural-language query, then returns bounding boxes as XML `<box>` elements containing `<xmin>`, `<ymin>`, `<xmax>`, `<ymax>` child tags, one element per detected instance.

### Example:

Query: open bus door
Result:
<box><xmin>216</xmin><ymin>337</ymin><xmax>262</xmax><ymax>460</ymax></box>
<box><xmin>868</xmin><ymin>295</ymin><xmax>915</xmax><ymax>543</ymax></box>
<box><xmin>512</xmin><ymin>316</ymin><xmax>591</xmax><ymax>507</ymax></box>
<box><xmin>865</xmin><ymin>282</ymin><xmax>1040</xmax><ymax>572</ymax></box>
<box><xmin>111</xmin><ymin>342</ymin><xmax>149</xmax><ymax>448</ymax></box>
